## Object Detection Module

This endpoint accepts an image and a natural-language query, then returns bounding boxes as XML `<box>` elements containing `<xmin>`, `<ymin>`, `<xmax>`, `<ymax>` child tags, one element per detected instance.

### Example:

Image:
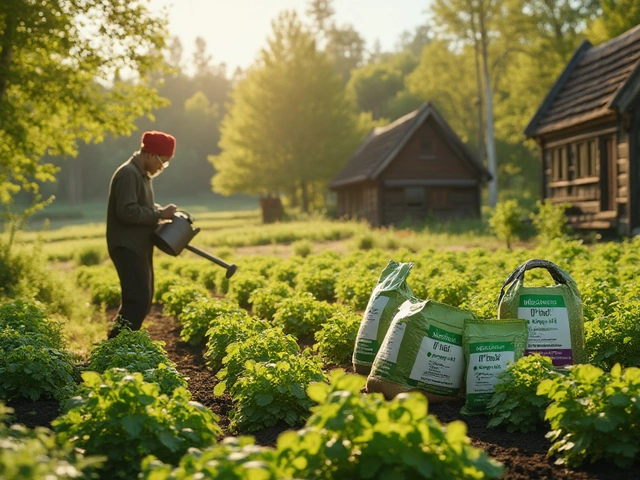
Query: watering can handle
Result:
<box><xmin>497</xmin><ymin>259</ymin><xmax>572</xmax><ymax>306</ymax></box>
<box><xmin>174</xmin><ymin>210</ymin><xmax>194</xmax><ymax>223</ymax></box>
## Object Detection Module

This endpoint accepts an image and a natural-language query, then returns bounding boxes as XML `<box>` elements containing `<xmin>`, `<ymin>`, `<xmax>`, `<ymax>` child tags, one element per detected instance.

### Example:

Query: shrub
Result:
<box><xmin>272</xmin><ymin>293</ymin><xmax>336</xmax><ymax>339</ymax></box>
<box><xmin>154</xmin><ymin>273</ymin><xmax>190</xmax><ymax>303</ymax></box>
<box><xmin>228</xmin><ymin>354</ymin><xmax>326</xmax><ymax>433</ymax></box>
<box><xmin>216</xmin><ymin>328</ymin><xmax>299</xmax><ymax>393</ymax></box>
<box><xmin>227</xmin><ymin>274</ymin><xmax>267</xmax><ymax>309</ymax></box>
<box><xmin>487</xmin><ymin>355</ymin><xmax>559</xmax><ymax>433</ymax></box>
<box><xmin>355</xmin><ymin>233</ymin><xmax>375</xmax><ymax>250</ymax></box>
<box><xmin>296</xmin><ymin>268</ymin><xmax>337</xmax><ymax>302</ymax></box>
<box><xmin>54</xmin><ymin>370</ymin><xmax>221</xmax><ymax>479</ymax></box>
<box><xmin>88</xmin><ymin>329</ymin><xmax>175</xmax><ymax>374</ymax></box>
<box><xmin>538</xmin><ymin>363</ymin><xmax>640</xmax><ymax>468</ymax></box>
<box><xmin>335</xmin><ymin>267</ymin><xmax>377</xmax><ymax>310</ymax></box>
<box><xmin>142</xmin><ymin>363</ymin><xmax>189</xmax><ymax>396</ymax></box>
<box><xmin>140</xmin><ymin>437</ymin><xmax>277</xmax><ymax>480</ymax></box>
<box><xmin>161</xmin><ymin>283</ymin><xmax>210</xmax><ymax>317</ymax></box>
<box><xmin>248</xmin><ymin>282</ymin><xmax>294</xmax><ymax>321</ymax></box>
<box><xmin>74</xmin><ymin>245</ymin><xmax>105</xmax><ymax>266</ymax></box>
<box><xmin>314</xmin><ymin>308</ymin><xmax>361</xmax><ymax>365</ymax></box>
<box><xmin>292</xmin><ymin>240</ymin><xmax>312</xmax><ymax>258</ymax></box>
<box><xmin>275</xmin><ymin>370</ymin><xmax>504</xmax><ymax>479</ymax></box>
<box><xmin>489</xmin><ymin>200</ymin><xmax>524</xmax><ymax>249</ymax></box>
<box><xmin>180</xmin><ymin>298</ymin><xmax>246</xmax><ymax>346</ymax></box>
<box><xmin>204</xmin><ymin>313</ymin><xmax>268</xmax><ymax>373</ymax></box>
<box><xmin>268</xmin><ymin>258</ymin><xmax>302</xmax><ymax>287</ymax></box>
<box><xmin>0</xmin><ymin>300</ymin><xmax>64</xmax><ymax>350</ymax></box>
<box><xmin>530</xmin><ymin>199</ymin><xmax>570</xmax><ymax>243</ymax></box>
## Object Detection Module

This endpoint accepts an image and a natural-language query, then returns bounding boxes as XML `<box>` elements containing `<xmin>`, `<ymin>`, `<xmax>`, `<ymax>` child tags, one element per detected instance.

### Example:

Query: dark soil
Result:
<box><xmin>9</xmin><ymin>306</ymin><xmax>639</xmax><ymax>479</ymax></box>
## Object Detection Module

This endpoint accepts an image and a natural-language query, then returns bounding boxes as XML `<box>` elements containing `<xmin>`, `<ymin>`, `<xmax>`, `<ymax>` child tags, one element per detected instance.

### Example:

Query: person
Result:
<box><xmin>106</xmin><ymin>131</ymin><xmax>177</xmax><ymax>338</ymax></box>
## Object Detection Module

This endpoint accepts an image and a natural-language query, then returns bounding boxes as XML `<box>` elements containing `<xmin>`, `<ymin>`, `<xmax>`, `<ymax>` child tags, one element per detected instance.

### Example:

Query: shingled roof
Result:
<box><xmin>330</xmin><ymin>102</ymin><xmax>490</xmax><ymax>189</ymax></box>
<box><xmin>526</xmin><ymin>24</ymin><xmax>640</xmax><ymax>137</ymax></box>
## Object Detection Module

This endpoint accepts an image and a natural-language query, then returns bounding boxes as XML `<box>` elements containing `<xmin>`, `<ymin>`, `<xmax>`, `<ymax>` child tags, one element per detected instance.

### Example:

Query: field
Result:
<box><xmin>1</xmin><ymin>207</ymin><xmax>639</xmax><ymax>479</ymax></box>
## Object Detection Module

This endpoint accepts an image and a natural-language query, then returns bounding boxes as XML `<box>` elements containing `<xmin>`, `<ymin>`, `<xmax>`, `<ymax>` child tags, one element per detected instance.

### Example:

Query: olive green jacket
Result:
<box><xmin>106</xmin><ymin>156</ymin><xmax>161</xmax><ymax>257</ymax></box>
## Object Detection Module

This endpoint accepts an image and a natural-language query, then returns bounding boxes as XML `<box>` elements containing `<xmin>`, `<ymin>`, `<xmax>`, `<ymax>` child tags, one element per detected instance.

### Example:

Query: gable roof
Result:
<box><xmin>526</xmin><ymin>24</ymin><xmax>640</xmax><ymax>137</ymax></box>
<box><xmin>330</xmin><ymin>102</ymin><xmax>490</xmax><ymax>189</ymax></box>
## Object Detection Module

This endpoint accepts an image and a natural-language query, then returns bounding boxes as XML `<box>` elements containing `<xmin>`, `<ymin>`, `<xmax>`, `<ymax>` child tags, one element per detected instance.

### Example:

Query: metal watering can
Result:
<box><xmin>153</xmin><ymin>211</ymin><xmax>237</xmax><ymax>278</ymax></box>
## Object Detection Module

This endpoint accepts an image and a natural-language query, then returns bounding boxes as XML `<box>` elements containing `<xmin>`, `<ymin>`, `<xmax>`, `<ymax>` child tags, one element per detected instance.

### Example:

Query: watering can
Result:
<box><xmin>153</xmin><ymin>211</ymin><xmax>237</xmax><ymax>278</ymax></box>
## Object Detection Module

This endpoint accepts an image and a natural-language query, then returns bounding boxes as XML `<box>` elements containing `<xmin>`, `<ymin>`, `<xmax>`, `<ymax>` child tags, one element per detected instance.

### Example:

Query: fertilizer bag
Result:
<box><xmin>497</xmin><ymin>259</ymin><xmax>585</xmax><ymax>366</ymax></box>
<box><xmin>366</xmin><ymin>299</ymin><xmax>475</xmax><ymax>403</ymax></box>
<box><xmin>461</xmin><ymin>318</ymin><xmax>528</xmax><ymax>415</ymax></box>
<box><xmin>352</xmin><ymin>260</ymin><xmax>414</xmax><ymax>375</ymax></box>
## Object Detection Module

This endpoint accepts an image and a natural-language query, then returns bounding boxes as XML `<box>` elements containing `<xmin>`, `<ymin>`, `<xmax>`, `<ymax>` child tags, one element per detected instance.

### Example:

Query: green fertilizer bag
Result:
<box><xmin>366</xmin><ymin>299</ymin><xmax>475</xmax><ymax>403</ymax></box>
<box><xmin>497</xmin><ymin>259</ymin><xmax>585</xmax><ymax>366</ymax></box>
<box><xmin>461</xmin><ymin>318</ymin><xmax>528</xmax><ymax>415</ymax></box>
<box><xmin>352</xmin><ymin>260</ymin><xmax>414</xmax><ymax>375</ymax></box>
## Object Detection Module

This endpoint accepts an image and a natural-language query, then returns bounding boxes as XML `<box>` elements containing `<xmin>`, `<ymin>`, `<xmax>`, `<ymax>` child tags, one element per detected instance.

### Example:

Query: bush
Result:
<box><xmin>538</xmin><ymin>364</ymin><xmax>640</xmax><ymax>468</ymax></box>
<box><xmin>335</xmin><ymin>266</ymin><xmax>378</xmax><ymax>310</ymax></box>
<box><xmin>248</xmin><ymin>282</ymin><xmax>294</xmax><ymax>321</ymax></box>
<box><xmin>153</xmin><ymin>273</ymin><xmax>190</xmax><ymax>303</ymax></box>
<box><xmin>228</xmin><ymin>354</ymin><xmax>325</xmax><ymax>433</ymax></box>
<box><xmin>0</xmin><ymin>300</ymin><xmax>64</xmax><ymax>350</ymax></box>
<box><xmin>296</xmin><ymin>268</ymin><xmax>337</xmax><ymax>302</ymax></box>
<box><xmin>272</xmin><ymin>293</ymin><xmax>336</xmax><ymax>339</ymax></box>
<box><xmin>216</xmin><ymin>328</ymin><xmax>299</xmax><ymax>393</ymax></box>
<box><xmin>276</xmin><ymin>370</ymin><xmax>504</xmax><ymax>479</ymax></box>
<box><xmin>227</xmin><ymin>274</ymin><xmax>267</xmax><ymax>309</ymax></box>
<box><xmin>54</xmin><ymin>370</ymin><xmax>221</xmax><ymax>479</ymax></box>
<box><xmin>314</xmin><ymin>308</ymin><xmax>361</xmax><ymax>365</ymax></box>
<box><xmin>487</xmin><ymin>355</ymin><xmax>559</xmax><ymax>433</ymax></box>
<box><xmin>161</xmin><ymin>283</ymin><xmax>210</xmax><ymax>317</ymax></box>
<box><xmin>204</xmin><ymin>313</ymin><xmax>268</xmax><ymax>373</ymax></box>
<box><xmin>142</xmin><ymin>364</ymin><xmax>189</xmax><ymax>396</ymax></box>
<box><xmin>292</xmin><ymin>240</ymin><xmax>312</xmax><ymax>258</ymax></box>
<box><xmin>489</xmin><ymin>200</ymin><xmax>524</xmax><ymax>249</ymax></box>
<box><xmin>355</xmin><ymin>233</ymin><xmax>375</xmax><ymax>250</ymax></box>
<box><xmin>268</xmin><ymin>258</ymin><xmax>302</xmax><ymax>287</ymax></box>
<box><xmin>180</xmin><ymin>297</ymin><xmax>246</xmax><ymax>346</ymax></box>
<box><xmin>74</xmin><ymin>245</ymin><xmax>105</xmax><ymax>266</ymax></box>
<box><xmin>530</xmin><ymin>200</ymin><xmax>571</xmax><ymax>243</ymax></box>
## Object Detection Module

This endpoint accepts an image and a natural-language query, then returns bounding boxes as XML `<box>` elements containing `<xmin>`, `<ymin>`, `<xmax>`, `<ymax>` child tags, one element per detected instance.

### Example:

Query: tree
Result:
<box><xmin>0</xmin><ymin>0</ymin><xmax>169</xmax><ymax>207</ymax></box>
<box><xmin>489</xmin><ymin>199</ymin><xmax>524</xmax><ymax>249</ymax></box>
<box><xmin>210</xmin><ymin>11</ymin><xmax>360</xmax><ymax>212</ymax></box>
<box><xmin>587</xmin><ymin>0</ymin><xmax>640</xmax><ymax>44</ymax></box>
<box><xmin>346</xmin><ymin>64</ymin><xmax>404</xmax><ymax>119</ymax></box>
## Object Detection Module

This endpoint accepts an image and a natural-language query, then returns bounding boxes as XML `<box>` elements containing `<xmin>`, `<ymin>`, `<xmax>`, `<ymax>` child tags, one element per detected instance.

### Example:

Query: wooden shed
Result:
<box><xmin>525</xmin><ymin>25</ymin><xmax>640</xmax><ymax>234</ymax></box>
<box><xmin>329</xmin><ymin>103</ymin><xmax>491</xmax><ymax>226</ymax></box>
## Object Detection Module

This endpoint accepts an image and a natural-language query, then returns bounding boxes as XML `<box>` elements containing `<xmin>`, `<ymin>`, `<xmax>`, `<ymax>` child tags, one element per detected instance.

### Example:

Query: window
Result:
<box><xmin>405</xmin><ymin>187</ymin><xmax>426</xmax><ymax>206</ymax></box>
<box><xmin>420</xmin><ymin>139</ymin><xmax>434</xmax><ymax>158</ymax></box>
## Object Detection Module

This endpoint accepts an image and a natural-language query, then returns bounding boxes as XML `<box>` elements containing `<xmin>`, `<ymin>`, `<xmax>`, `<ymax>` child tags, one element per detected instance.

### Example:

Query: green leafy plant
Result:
<box><xmin>154</xmin><ymin>273</ymin><xmax>191</xmax><ymax>303</ymax></box>
<box><xmin>88</xmin><ymin>329</ymin><xmax>176</xmax><ymax>374</ymax></box>
<box><xmin>296</xmin><ymin>268</ymin><xmax>337</xmax><ymax>302</ymax></box>
<box><xmin>215</xmin><ymin>328</ymin><xmax>299</xmax><ymax>394</ymax></box>
<box><xmin>0</xmin><ymin>300</ymin><xmax>64</xmax><ymax>349</ymax></box>
<box><xmin>180</xmin><ymin>297</ymin><xmax>247</xmax><ymax>346</ymax></box>
<box><xmin>292</xmin><ymin>239</ymin><xmax>312</xmax><ymax>258</ymax></box>
<box><xmin>268</xmin><ymin>258</ymin><xmax>302</xmax><ymax>287</ymax></box>
<box><xmin>228</xmin><ymin>354</ymin><xmax>326</xmax><ymax>433</ymax></box>
<box><xmin>487</xmin><ymin>355</ymin><xmax>560</xmax><ymax>433</ymax></box>
<box><xmin>204</xmin><ymin>313</ymin><xmax>268</xmax><ymax>373</ymax></box>
<box><xmin>530</xmin><ymin>199</ymin><xmax>571</xmax><ymax>243</ymax></box>
<box><xmin>248</xmin><ymin>282</ymin><xmax>294</xmax><ymax>321</ymax></box>
<box><xmin>275</xmin><ymin>370</ymin><xmax>504</xmax><ymax>479</ymax></box>
<box><xmin>75</xmin><ymin>265</ymin><xmax>121</xmax><ymax>307</ymax></box>
<box><xmin>74</xmin><ymin>245</ymin><xmax>105</xmax><ymax>266</ymax></box>
<box><xmin>161</xmin><ymin>283</ymin><xmax>210</xmax><ymax>317</ymax></box>
<box><xmin>227</xmin><ymin>274</ymin><xmax>267</xmax><ymax>309</ymax></box>
<box><xmin>335</xmin><ymin>267</ymin><xmax>378</xmax><ymax>310</ymax></box>
<box><xmin>537</xmin><ymin>363</ymin><xmax>640</xmax><ymax>468</ymax></box>
<box><xmin>489</xmin><ymin>200</ymin><xmax>524</xmax><ymax>249</ymax></box>
<box><xmin>54</xmin><ymin>369</ymin><xmax>222</xmax><ymax>480</ymax></box>
<box><xmin>314</xmin><ymin>308</ymin><xmax>360</xmax><ymax>365</ymax></box>
<box><xmin>143</xmin><ymin>364</ymin><xmax>189</xmax><ymax>396</ymax></box>
<box><xmin>272</xmin><ymin>293</ymin><xmax>336</xmax><ymax>340</ymax></box>
<box><xmin>140</xmin><ymin>437</ymin><xmax>278</xmax><ymax>480</ymax></box>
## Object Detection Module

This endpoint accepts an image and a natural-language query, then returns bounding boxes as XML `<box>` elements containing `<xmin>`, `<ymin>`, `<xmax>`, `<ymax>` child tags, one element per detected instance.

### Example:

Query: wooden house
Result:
<box><xmin>525</xmin><ymin>25</ymin><xmax>640</xmax><ymax>234</ymax></box>
<box><xmin>329</xmin><ymin>103</ymin><xmax>491</xmax><ymax>226</ymax></box>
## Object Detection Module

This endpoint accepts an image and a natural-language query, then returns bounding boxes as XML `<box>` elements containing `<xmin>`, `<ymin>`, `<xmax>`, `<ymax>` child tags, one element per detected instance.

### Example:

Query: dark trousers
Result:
<box><xmin>109</xmin><ymin>247</ymin><xmax>154</xmax><ymax>337</ymax></box>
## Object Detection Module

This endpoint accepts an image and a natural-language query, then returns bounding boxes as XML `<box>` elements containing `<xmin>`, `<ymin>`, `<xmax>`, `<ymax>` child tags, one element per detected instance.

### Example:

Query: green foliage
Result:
<box><xmin>228</xmin><ymin>355</ymin><xmax>326</xmax><ymax>433</ymax></box>
<box><xmin>204</xmin><ymin>313</ymin><xmax>268</xmax><ymax>373</ymax></box>
<box><xmin>487</xmin><ymin>355</ymin><xmax>560</xmax><ymax>433</ymax></box>
<box><xmin>0</xmin><ymin>404</ymin><xmax>104</xmax><ymax>479</ymax></box>
<box><xmin>76</xmin><ymin>265</ymin><xmax>120</xmax><ymax>307</ymax></box>
<box><xmin>355</xmin><ymin>233</ymin><xmax>375</xmax><ymax>251</ymax></box>
<box><xmin>292</xmin><ymin>240</ymin><xmax>312</xmax><ymax>258</ymax></box>
<box><xmin>538</xmin><ymin>364</ymin><xmax>640</xmax><ymax>468</ymax></box>
<box><xmin>530</xmin><ymin>200</ymin><xmax>571</xmax><ymax>244</ymax></box>
<box><xmin>0</xmin><ymin>300</ymin><xmax>64</xmax><ymax>349</ymax></box>
<box><xmin>276</xmin><ymin>370</ymin><xmax>504</xmax><ymax>479</ymax></box>
<box><xmin>54</xmin><ymin>370</ymin><xmax>221</xmax><ymax>480</ymax></box>
<box><xmin>489</xmin><ymin>200</ymin><xmax>524</xmax><ymax>249</ymax></box>
<box><xmin>585</xmin><ymin>300</ymin><xmax>640</xmax><ymax>369</ymax></box>
<box><xmin>272</xmin><ymin>293</ymin><xmax>336</xmax><ymax>339</ymax></box>
<box><xmin>88</xmin><ymin>329</ymin><xmax>175</xmax><ymax>375</ymax></box>
<box><xmin>587</xmin><ymin>0</ymin><xmax>640</xmax><ymax>44</ymax></box>
<box><xmin>161</xmin><ymin>283</ymin><xmax>210</xmax><ymax>317</ymax></box>
<box><xmin>216</xmin><ymin>328</ymin><xmax>299</xmax><ymax>393</ymax></box>
<box><xmin>154</xmin><ymin>273</ymin><xmax>191</xmax><ymax>303</ymax></box>
<box><xmin>140</xmin><ymin>437</ymin><xmax>278</xmax><ymax>480</ymax></box>
<box><xmin>296</xmin><ymin>268</ymin><xmax>337</xmax><ymax>302</ymax></box>
<box><xmin>142</xmin><ymin>364</ymin><xmax>189</xmax><ymax>397</ymax></box>
<box><xmin>335</xmin><ymin>266</ymin><xmax>379</xmax><ymax>310</ymax></box>
<box><xmin>74</xmin><ymin>245</ymin><xmax>105</xmax><ymax>266</ymax></box>
<box><xmin>227</xmin><ymin>274</ymin><xmax>267</xmax><ymax>309</ymax></box>
<box><xmin>248</xmin><ymin>282</ymin><xmax>294</xmax><ymax>321</ymax></box>
<box><xmin>268</xmin><ymin>258</ymin><xmax>303</xmax><ymax>287</ymax></box>
<box><xmin>314</xmin><ymin>308</ymin><xmax>361</xmax><ymax>365</ymax></box>
<box><xmin>180</xmin><ymin>297</ymin><xmax>246</xmax><ymax>346</ymax></box>
<box><xmin>0</xmin><ymin>329</ymin><xmax>76</xmax><ymax>401</ymax></box>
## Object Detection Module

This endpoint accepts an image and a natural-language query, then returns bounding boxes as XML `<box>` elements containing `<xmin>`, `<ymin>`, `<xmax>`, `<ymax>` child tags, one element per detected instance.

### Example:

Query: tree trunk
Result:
<box><xmin>478</xmin><ymin>6</ymin><xmax>498</xmax><ymax>207</ymax></box>
<box><xmin>473</xmin><ymin>36</ymin><xmax>486</xmax><ymax>164</ymax></box>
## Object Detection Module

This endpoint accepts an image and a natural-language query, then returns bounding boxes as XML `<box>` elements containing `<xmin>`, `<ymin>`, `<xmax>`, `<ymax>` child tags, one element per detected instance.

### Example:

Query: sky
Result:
<box><xmin>148</xmin><ymin>0</ymin><xmax>431</xmax><ymax>74</ymax></box>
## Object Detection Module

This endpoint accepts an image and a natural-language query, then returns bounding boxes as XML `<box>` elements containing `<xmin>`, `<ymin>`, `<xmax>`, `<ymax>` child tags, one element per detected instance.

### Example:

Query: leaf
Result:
<box><xmin>307</xmin><ymin>382</ymin><xmax>329</xmax><ymax>403</ymax></box>
<box><xmin>122</xmin><ymin>415</ymin><xmax>145</xmax><ymax>437</ymax></box>
<box><xmin>214</xmin><ymin>381</ymin><xmax>227</xmax><ymax>396</ymax></box>
<box><xmin>255</xmin><ymin>393</ymin><xmax>273</xmax><ymax>406</ymax></box>
<box><xmin>158</xmin><ymin>431</ymin><xmax>181</xmax><ymax>452</ymax></box>
<box><xmin>359</xmin><ymin>455</ymin><xmax>382</xmax><ymax>479</ymax></box>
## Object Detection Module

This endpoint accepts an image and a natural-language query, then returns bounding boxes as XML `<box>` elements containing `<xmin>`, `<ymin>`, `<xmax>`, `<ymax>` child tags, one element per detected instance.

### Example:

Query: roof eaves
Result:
<box><xmin>525</xmin><ymin>41</ymin><xmax>592</xmax><ymax>138</ymax></box>
<box><xmin>608</xmin><ymin>60</ymin><xmax>640</xmax><ymax>112</ymax></box>
<box><xmin>329</xmin><ymin>174</ymin><xmax>369</xmax><ymax>189</ymax></box>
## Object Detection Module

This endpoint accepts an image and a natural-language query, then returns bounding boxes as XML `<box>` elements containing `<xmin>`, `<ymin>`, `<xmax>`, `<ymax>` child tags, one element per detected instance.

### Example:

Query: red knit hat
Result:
<box><xmin>141</xmin><ymin>131</ymin><xmax>176</xmax><ymax>157</ymax></box>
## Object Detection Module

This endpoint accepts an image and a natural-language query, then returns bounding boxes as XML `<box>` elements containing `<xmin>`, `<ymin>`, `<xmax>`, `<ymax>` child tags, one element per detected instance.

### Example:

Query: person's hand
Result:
<box><xmin>159</xmin><ymin>204</ymin><xmax>177</xmax><ymax>219</ymax></box>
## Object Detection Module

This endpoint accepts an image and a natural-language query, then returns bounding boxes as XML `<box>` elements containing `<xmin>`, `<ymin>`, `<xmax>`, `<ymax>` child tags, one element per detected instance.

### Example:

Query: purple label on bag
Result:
<box><xmin>525</xmin><ymin>348</ymin><xmax>573</xmax><ymax>366</ymax></box>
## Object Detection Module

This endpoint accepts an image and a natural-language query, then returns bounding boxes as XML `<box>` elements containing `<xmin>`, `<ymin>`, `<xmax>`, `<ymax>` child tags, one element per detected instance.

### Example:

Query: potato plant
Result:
<box><xmin>313</xmin><ymin>307</ymin><xmax>360</xmax><ymax>365</ymax></box>
<box><xmin>248</xmin><ymin>282</ymin><xmax>294</xmax><ymax>321</ymax></box>
<box><xmin>179</xmin><ymin>297</ymin><xmax>246</xmax><ymax>346</ymax></box>
<box><xmin>161</xmin><ymin>283</ymin><xmax>210</xmax><ymax>318</ymax></box>
<box><xmin>271</xmin><ymin>293</ymin><xmax>336</xmax><ymax>340</ymax></box>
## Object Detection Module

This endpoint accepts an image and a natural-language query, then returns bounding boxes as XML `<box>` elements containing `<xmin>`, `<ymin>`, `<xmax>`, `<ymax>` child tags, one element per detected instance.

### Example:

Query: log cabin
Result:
<box><xmin>525</xmin><ymin>25</ymin><xmax>640</xmax><ymax>234</ymax></box>
<box><xmin>330</xmin><ymin>103</ymin><xmax>491</xmax><ymax>226</ymax></box>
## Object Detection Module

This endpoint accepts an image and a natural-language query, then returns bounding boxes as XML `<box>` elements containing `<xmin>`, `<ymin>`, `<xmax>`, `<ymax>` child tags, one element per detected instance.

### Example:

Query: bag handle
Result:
<box><xmin>498</xmin><ymin>259</ymin><xmax>573</xmax><ymax>306</ymax></box>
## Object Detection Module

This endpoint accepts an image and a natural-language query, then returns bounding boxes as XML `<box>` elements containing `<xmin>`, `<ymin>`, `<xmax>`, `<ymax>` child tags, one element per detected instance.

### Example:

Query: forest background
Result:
<box><xmin>4</xmin><ymin>0</ymin><xmax>640</xmax><ymax>219</ymax></box>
